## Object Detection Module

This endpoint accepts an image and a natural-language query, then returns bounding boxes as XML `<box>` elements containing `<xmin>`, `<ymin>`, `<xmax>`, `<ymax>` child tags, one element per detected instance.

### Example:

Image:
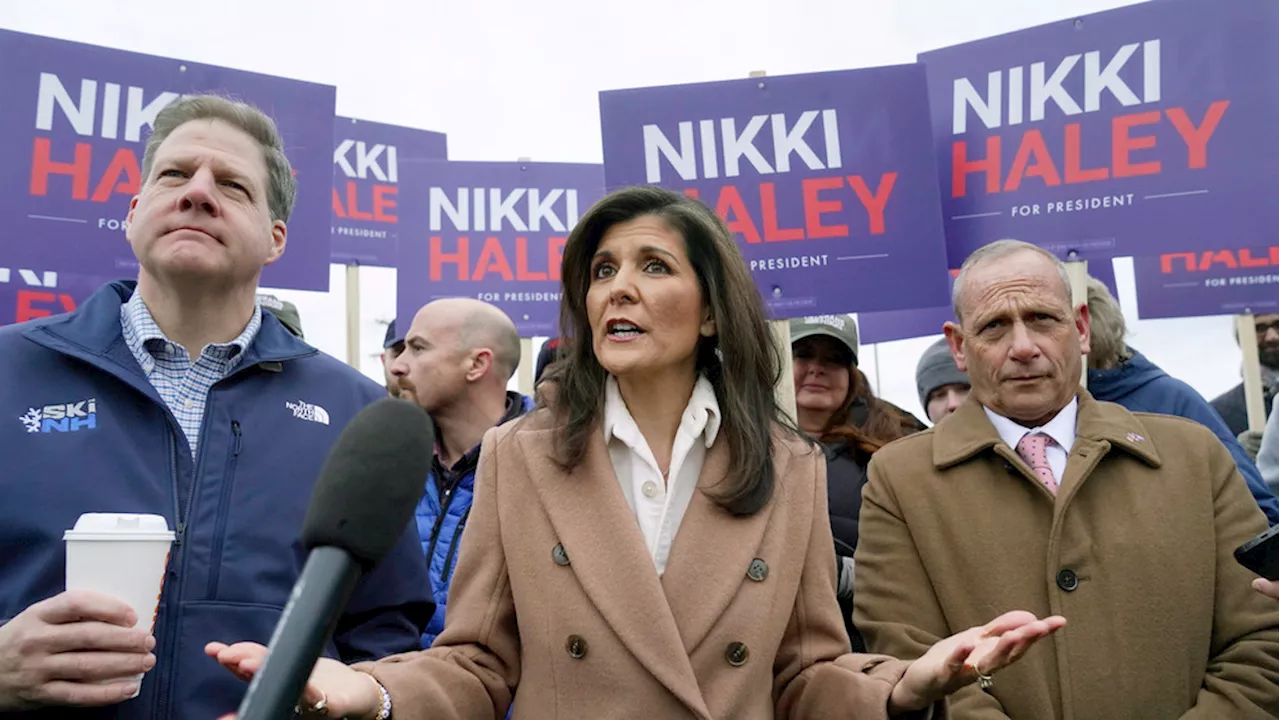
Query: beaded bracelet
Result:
<box><xmin>363</xmin><ymin>672</ymin><xmax>393</xmax><ymax>720</ymax></box>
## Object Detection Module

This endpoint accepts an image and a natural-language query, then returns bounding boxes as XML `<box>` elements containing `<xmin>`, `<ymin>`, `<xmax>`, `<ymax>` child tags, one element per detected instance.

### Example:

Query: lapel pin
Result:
<box><xmin>1126</xmin><ymin>432</ymin><xmax>1145</xmax><ymax>443</ymax></box>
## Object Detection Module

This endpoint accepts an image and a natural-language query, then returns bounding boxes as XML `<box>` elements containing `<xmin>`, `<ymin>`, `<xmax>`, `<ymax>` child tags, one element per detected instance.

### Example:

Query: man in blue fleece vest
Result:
<box><xmin>390</xmin><ymin>298</ymin><xmax>534</xmax><ymax>647</ymax></box>
<box><xmin>1083</xmin><ymin>276</ymin><xmax>1278</xmax><ymax>524</ymax></box>
<box><xmin>0</xmin><ymin>95</ymin><xmax>431</xmax><ymax>718</ymax></box>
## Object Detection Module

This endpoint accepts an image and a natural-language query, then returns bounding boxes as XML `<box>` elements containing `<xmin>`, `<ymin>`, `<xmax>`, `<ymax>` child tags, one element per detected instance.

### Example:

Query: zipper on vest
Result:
<box><xmin>206</xmin><ymin>421</ymin><xmax>242</xmax><ymax>598</ymax></box>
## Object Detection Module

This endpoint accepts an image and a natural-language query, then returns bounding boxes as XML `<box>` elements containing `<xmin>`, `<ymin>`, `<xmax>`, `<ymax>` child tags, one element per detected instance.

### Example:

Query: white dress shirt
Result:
<box><xmin>603</xmin><ymin>374</ymin><xmax>721</xmax><ymax>576</ymax></box>
<box><xmin>984</xmin><ymin>399</ymin><xmax>1079</xmax><ymax>485</ymax></box>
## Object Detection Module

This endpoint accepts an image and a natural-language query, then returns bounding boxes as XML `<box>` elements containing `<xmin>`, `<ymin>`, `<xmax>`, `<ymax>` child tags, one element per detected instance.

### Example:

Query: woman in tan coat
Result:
<box><xmin>208</xmin><ymin>187</ymin><xmax>1064</xmax><ymax>719</ymax></box>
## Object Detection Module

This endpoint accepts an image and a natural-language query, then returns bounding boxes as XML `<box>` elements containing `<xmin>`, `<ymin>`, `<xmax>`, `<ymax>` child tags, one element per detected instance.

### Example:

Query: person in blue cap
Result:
<box><xmin>382</xmin><ymin>319</ymin><xmax>406</xmax><ymax>398</ymax></box>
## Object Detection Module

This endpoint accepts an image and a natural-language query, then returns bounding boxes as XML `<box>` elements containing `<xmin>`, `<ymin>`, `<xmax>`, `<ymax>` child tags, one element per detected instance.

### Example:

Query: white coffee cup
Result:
<box><xmin>64</xmin><ymin>513</ymin><xmax>175</xmax><ymax>698</ymax></box>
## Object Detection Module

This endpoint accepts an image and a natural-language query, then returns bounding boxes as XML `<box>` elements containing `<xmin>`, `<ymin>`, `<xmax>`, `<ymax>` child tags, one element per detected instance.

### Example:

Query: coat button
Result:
<box><xmin>746</xmin><ymin>558</ymin><xmax>769</xmax><ymax>582</ymax></box>
<box><xmin>725</xmin><ymin>642</ymin><xmax>749</xmax><ymax>667</ymax></box>
<box><xmin>552</xmin><ymin>543</ymin><xmax>570</xmax><ymax>566</ymax></box>
<box><xmin>1056</xmin><ymin>568</ymin><xmax>1079</xmax><ymax>592</ymax></box>
<box><xmin>565</xmin><ymin>634</ymin><xmax>588</xmax><ymax>659</ymax></box>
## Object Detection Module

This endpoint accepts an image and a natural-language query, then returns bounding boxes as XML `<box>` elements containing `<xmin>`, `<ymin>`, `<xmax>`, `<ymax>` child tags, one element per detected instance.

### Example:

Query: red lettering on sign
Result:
<box><xmin>372</xmin><ymin>185</ymin><xmax>398</xmax><ymax>222</ymax></box>
<box><xmin>30</xmin><ymin>140</ymin><xmax>141</xmax><ymax>203</ymax></box>
<box><xmin>846</xmin><ymin>173</ymin><xmax>897</xmax><ymax>235</ymax></box>
<box><xmin>760</xmin><ymin>183</ymin><xmax>804</xmax><ymax>242</ymax></box>
<box><xmin>801</xmin><ymin>177</ymin><xmax>848</xmax><ymax>239</ymax></box>
<box><xmin>1004</xmin><ymin>130</ymin><xmax>1062</xmax><ymax>191</ymax></box>
<box><xmin>951</xmin><ymin>103</ymin><xmax>1229</xmax><ymax>197</ymax></box>
<box><xmin>30</xmin><ymin>138</ymin><xmax>91</xmax><ymax>200</ymax></box>
<box><xmin>91</xmin><ymin>149</ymin><xmax>141</xmax><ymax>202</ymax></box>
<box><xmin>1166</xmin><ymin>101</ymin><xmax>1229</xmax><ymax>170</ymax></box>
<box><xmin>693</xmin><ymin>174</ymin><xmax>898</xmax><ymax>243</ymax></box>
<box><xmin>430</xmin><ymin>236</ymin><xmax>469</xmax><ymax>280</ymax></box>
<box><xmin>473</xmin><ymin>237</ymin><xmax>515</xmax><ymax>281</ymax></box>
<box><xmin>1160</xmin><ymin>248</ymin><xmax>1280</xmax><ymax>274</ymax></box>
<box><xmin>1112</xmin><ymin>111</ymin><xmax>1162</xmax><ymax>178</ymax></box>
<box><xmin>1063</xmin><ymin>124</ymin><xmax>1108</xmax><ymax>183</ymax></box>
<box><xmin>16</xmin><ymin>290</ymin><xmax>76</xmax><ymax>323</ymax></box>
<box><xmin>429</xmin><ymin>236</ymin><xmax>568</xmax><ymax>282</ymax></box>
<box><xmin>515</xmin><ymin>237</ymin><xmax>547</xmax><ymax>281</ymax></box>
<box><xmin>952</xmin><ymin>136</ymin><xmax>1001</xmax><ymax>198</ymax></box>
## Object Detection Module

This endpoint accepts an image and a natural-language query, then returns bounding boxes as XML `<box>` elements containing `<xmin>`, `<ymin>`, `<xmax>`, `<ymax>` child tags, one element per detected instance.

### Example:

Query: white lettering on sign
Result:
<box><xmin>428</xmin><ymin>188</ymin><xmax>581</xmax><ymax>232</ymax></box>
<box><xmin>35</xmin><ymin>73</ymin><xmax>179</xmax><ymax>142</ymax></box>
<box><xmin>333</xmin><ymin>140</ymin><xmax>399</xmax><ymax>182</ymax></box>
<box><xmin>0</xmin><ymin>268</ymin><xmax>58</xmax><ymax>287</ymax></box>
<box><xmin>951</xmin><ymin>40</ymin><xmax>1161</xmax><ymax>134</ymax></box>
<box><xmin>643</xmin><ymin>109</ymin><xmax>842</xmax><ymax>182</ymax></box>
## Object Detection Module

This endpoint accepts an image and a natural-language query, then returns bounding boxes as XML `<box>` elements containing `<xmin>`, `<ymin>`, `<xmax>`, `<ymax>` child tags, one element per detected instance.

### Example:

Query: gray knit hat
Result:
<box><xmin>915</xmin><ymin>338</ymin><xmax>969</xmax><ymax>410</ymax></box>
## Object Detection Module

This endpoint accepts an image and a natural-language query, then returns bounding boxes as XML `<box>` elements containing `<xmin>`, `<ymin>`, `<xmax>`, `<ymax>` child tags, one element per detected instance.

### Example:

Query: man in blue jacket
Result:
<box><xmin>1084</xmin><ymin>277</ymin><xmax>1279</xmax><ymax>524</ymax></box>
<box><xmin>0</xmin><ymin>95</ymin><xmax>431</xmax><ymax>718</ymax></box>
<box><xmin>390</xmin><ymin>298</ymin><xmax>534</xmax><ymax>647</ymax></box>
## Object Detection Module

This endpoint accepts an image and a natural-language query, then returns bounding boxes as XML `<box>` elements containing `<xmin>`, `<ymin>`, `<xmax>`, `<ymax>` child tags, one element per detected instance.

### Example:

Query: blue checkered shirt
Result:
<box><xmin>121</xmin><ymin>291</ymin><xmax>262</xmax><ymax>458</ymax></box>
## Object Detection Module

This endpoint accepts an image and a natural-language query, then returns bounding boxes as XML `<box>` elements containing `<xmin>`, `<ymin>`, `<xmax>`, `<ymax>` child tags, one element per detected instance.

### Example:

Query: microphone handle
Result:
<box><xmin>236</xmin><ymin>546</ymin><xmax>363</xmax><ymax>720</ymax></box>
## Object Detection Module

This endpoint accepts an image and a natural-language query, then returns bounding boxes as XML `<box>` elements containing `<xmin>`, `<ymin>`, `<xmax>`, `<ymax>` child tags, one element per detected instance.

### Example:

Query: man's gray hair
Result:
<box><xmin>1086</xmin><ymin>276</ymin><xmax>1131</xmax><ymax>370</ymax></box>
<box><xmin>951</xmin><ymin>239</ymin><xmax>1073</xmax><ymax>324</ymax></box>
<box><xmin>140</xmin><ymin>94</ymin><xmax>297</xmax><ymax>223</ymax></box>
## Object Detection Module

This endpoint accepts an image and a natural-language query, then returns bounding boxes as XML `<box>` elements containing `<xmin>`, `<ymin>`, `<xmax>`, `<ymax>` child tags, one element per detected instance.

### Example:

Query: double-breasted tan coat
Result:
<box><xmin>853</xmin><ymin>391</ymin><xmax>1279</xmax><ymax>719</ymax></box>
<box><xmin>354</xmin><ymin>409</ymin><xmax>944</xmax><ymax>719</ymax></box>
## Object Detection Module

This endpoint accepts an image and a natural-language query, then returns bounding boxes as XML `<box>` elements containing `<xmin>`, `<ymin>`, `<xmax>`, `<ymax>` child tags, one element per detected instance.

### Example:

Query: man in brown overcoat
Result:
<box><xmin>854</xmin><ymin>239</ymin><xmax>1278</xmax><ymax>719</ymax></box>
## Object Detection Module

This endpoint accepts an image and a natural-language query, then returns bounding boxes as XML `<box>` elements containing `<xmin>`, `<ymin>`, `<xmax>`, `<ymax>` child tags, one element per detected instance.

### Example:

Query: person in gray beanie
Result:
<box><xmin>915</xmin><ymin>337</ymin><xmax>970</xmax><ymax>424</ymax></box>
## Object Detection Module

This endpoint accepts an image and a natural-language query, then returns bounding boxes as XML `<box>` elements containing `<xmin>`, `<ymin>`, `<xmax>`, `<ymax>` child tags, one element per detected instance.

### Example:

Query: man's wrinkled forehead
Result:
<box><xmin>149</xmin><ymin>119</ymin><xmax>266</xmax><ymax>185</ymax></box>
<box><xmin>961</xmin><ymin>253</ymin><xmax>1070</xmax><ymax>319</ymax></box>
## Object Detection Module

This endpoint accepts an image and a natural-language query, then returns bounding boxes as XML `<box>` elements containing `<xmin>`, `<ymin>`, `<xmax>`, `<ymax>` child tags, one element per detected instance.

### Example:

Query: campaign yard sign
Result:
<box><xmin>1134</xmin><ymin>246</ymin><xmax>1278</xmax><ymax>320</ymax></box>
<box><xmin>0</xmin><ymin>29</ymin><xmax>337</xmax><ymax>291</ymax></box>
<box><xmin>921</xmin><ymin>0</ymin><xmax>1279</xmax><ymax>267</ymax></box>
<box><xmin>331</xmin><ymin>117</ymin><xmax>448</xmax><ymax>266</ymax></box>
<box><xmin>396</xmin><ymin>161</ymin><xmax>605</xmax><ymax>337</ymax></box>
<box><xmin>599</xmin><ymin>65</ymin><xmax>951</xmax><ymax>318</ymax></box>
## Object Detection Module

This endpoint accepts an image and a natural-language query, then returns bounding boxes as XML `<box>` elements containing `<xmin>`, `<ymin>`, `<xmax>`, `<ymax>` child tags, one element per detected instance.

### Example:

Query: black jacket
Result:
<box><xmin>824</xmin><ymin>439</ymin><xmax>871</xmax><ymax>651</ymax></box>
<box><xmin>1212</xmin><ymin>382</ymin><xmax>1277</xmax><ymax>437</ymax></box>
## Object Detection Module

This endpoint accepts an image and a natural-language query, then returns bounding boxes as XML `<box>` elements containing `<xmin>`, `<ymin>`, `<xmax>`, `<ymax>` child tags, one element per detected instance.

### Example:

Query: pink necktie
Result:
<box><xmin>1016</xmin><ymin>432</ymin><xmax>1058</xmax><ymax>494</ymax></box>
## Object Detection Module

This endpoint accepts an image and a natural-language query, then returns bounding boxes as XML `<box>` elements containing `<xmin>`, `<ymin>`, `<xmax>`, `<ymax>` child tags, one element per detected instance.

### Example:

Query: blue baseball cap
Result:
<box><xmin>383</xmin><ymin>319</ymin><xmax>404</xmax><ymax>349</ymax></box>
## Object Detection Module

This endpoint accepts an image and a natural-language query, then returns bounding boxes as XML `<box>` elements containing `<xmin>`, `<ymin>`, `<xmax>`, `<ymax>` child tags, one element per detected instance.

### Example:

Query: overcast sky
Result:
<box><xmin>2</xmin><ymin>0</ymin><xmax>1257</xmax><ymax>420</ymax></box>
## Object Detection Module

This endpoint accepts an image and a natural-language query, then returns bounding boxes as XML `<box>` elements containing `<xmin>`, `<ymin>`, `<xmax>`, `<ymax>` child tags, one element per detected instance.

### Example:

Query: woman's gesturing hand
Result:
<box><xmin>888</xmin><ymin>610</ymin><xmax>1067</xmax><ymax>714</ymax></box>
<box><xmin>205</xmin><ymin>641</ymin><xmax>381</xmax><ymax>719</ymax></box>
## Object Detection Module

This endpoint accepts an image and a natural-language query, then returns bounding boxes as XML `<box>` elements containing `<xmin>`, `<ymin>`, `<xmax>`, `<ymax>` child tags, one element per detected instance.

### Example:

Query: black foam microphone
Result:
<box><xmin>236</xmin><ymin>397</ymin><xmax>434</xmax><ymax>720</ymax></box>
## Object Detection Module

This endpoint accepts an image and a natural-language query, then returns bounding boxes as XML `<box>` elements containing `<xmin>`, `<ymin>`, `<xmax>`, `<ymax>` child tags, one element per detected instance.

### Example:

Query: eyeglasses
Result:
<box><xmin>1256</xmin><ymin>320</ymin><xmax>1279</xmax><ymax>334</ymax></box>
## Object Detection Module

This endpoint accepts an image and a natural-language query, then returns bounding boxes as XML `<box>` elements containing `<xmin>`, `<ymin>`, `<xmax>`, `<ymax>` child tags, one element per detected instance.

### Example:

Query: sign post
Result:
<box><xmin>748</xmin><ymin>70</ymin><xmax>798</xmax><ymax>423</ymax></box>
<box><xmin>515</xmin><ymin>156</ymin><xmax>538</xmax><ymax>398</ymax></box>
<box><xmin>1236</xmin><ymin>314</ymin><xmax>1267</xmax><ymax>432</ymax></box>
<box><xmin>345</xmin><ymin>264</ymin><xmax>360</xmax><ymax>368</ymax></box>
<box><xmin>1065</xmin><ymin>255</ymin><xmax>1088</xmax><ymax>388</ymax></box>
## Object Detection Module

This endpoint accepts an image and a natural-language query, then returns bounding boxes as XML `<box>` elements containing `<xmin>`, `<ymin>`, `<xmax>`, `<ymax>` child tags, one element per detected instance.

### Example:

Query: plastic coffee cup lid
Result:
<box><xmin>64</xmin><ymin>513</ymin><xmax>175</xmax><ymax>542</ymax></box>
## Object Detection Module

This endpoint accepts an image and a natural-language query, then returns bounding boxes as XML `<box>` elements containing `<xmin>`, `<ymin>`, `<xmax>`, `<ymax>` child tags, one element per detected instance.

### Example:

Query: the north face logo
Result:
<box><xmin>285</xmin><ymin>400</ymin><xmax>330</xmax><ymax>425</ymax></box>
<box><xmin>20</xmin><ymin>398</ymin><xmax>98</xmax><ymax>434</ymax></box>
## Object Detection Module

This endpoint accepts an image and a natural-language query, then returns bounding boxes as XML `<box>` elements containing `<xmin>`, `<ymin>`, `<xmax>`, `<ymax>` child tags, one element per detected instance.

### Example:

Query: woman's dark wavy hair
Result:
<box><xmin>815</xmin><ymin>365</ymin><xmax>912</xmax><ymax>455</ymax></box>
<box><xmin>542</xmin><ymin>185</ymin><xmax>791</xmax><ymax>516</ymax></box>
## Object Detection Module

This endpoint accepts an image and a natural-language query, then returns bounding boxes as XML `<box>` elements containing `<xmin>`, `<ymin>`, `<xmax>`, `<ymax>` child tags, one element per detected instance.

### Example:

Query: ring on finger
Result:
<box><xmin>975</xmin><ymin>667</ymin><xmax>995</xmax><ymax>690</ymax></box>
<box><xmin>294</xmin><ymin>691</ymin><xmax>328</xmax><ymax>715</ymax></box>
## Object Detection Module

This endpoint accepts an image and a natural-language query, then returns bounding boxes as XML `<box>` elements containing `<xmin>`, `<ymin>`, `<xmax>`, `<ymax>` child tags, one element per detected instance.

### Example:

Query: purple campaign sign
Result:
<box><xmin>1134</xmin><ymin>246</ymin><xmax>1278</xmax><ymax>320</ymax></box>
<box><xmin>857</xmin><ymin>258</ymin><xmax>1118</xmax><ymax>344</ymax></box>
<box><xmin>599</xmin><ymin>65</ymin><xmax>951</xmax><ymax>317</ymax></box>
<box><xmin>857</xmin><ymin>272</ymin><xmax>958</xmax><ymax>345</ymax></box>
<box><xmin>0</xmin><ymin>29</ymin><xmax>337</xmax><ymax>291</ymax></box>
<box><xmin>0</xmin><ymin>266</ymin><xmax>107</xmax><ymax>327</ymax></box>
<box><xmin>331</xmin><ymin>117</ymin><xmax>447</xmax><ymax>266</ymax></box>
<box><xmin>921</xmin><ymin>0</ymin><xmax>1279</xmax><ymax>267</ymax></box>
<box><xmin>396</xmin><ymin>161</ymin><xmax>605</xmax><ymax>336</ymax></box>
